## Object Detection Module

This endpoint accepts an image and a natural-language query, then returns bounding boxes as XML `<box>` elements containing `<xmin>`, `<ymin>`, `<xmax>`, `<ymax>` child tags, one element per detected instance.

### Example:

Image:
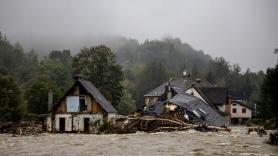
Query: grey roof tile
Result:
<box><xmin>144</xmin><ymin>77</ymin><xmax>212</xmax><ymax>97</ymax></box>
<box><xmin>166</xmin><ymin>93</ymin><xmax>227</xmax><ymax>127</ymax></box>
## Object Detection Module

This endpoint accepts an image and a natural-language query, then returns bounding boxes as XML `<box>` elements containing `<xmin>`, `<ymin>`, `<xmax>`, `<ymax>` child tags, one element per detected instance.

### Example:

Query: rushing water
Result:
<box><xmin>0</xmin><ymin>127</ymin><xmax>277</xmax><ymax>156</ymax></box>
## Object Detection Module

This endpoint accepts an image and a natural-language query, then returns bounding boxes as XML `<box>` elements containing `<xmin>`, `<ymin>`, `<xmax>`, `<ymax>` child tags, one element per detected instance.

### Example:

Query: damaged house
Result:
<box><xmin>47</xmin><ymin>76</ymin><xmax>117</xmax><ymax>132</ymax></box>
<box><xmin>145</xmin><ymin>81</ymin><xmax>227</xmax><ymax>127</ymax></box>
<box><xmin>185</xmin><ymin>85</ymin><xmax>231</xmax><ymax>124</ymax></box>
<box><xmin>144</xmin><ymin>76</ymin><xmax>212</xmax><ymax>106</ymax></box>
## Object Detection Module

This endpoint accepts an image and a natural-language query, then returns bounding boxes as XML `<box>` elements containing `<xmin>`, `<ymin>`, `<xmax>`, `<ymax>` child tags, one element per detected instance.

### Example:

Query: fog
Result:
<box><xmin>0</xmin><ymin>0</ymin><xmax>278</xmax><ymax>71</ymax></box>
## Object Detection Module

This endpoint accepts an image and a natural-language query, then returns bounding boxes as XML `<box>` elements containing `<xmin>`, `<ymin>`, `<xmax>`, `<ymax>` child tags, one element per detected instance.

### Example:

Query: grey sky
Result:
<box><xmin>0</xmin><ymin>0</ymin><xmax>277</xmax><ymax>72</ymax></box>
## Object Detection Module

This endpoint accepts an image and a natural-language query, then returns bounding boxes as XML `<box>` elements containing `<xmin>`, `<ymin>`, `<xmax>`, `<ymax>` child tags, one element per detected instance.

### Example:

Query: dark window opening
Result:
<box><xmin>233</xmin><ymin>103</ymin><xmax>237</xmax><ymax>106</ymax></box>
<box><xmin>80</xmin><ymin>96</ymin><xmax>87</xmax><ymax>112</ymax></box>
<box><xmin>232</xmin><ymin>108</ymin><xmax>237</xmax><ymax>113</ymax></box>
<box><xmin>242</xmin><ymin>108</ymin><xmax>246</xmax><ymax>113</ymax></box>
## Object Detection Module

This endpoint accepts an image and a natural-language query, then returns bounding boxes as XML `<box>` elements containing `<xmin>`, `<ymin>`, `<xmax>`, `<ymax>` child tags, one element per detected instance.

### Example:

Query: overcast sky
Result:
<box><xmin>0</xmin><ymin>0</ymin><xmax>277</xmax><ymax>72</ymax></box>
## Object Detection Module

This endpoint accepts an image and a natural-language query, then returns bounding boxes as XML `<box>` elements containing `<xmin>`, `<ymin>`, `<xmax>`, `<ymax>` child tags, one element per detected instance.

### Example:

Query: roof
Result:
<box><xmin>144</xmin><ymin>77</ymin><xmax>212</xmax><ymax>97</ymax></box>
<box><xmin>231</xmin><ymin>100</ymin><xmax>254</xmax><ymax>110</ymax></box>
<box><xmin>53</xmin><ymin>80</ymin><xmax>117</xmax><ymax>113</ymax></box>
<box><xmin>79</xmin><ymin>80</ymin><xmax>117</xmax><ymax>113</ymax></box>
<box><xmin>228</xmin><ymin>89</ymin><xmax>251</xmax><ymax>101</ymax></box>
<box><xmin>166</xmin><ymin>93</ymin><xmax>227</xmax><ymax>127</ymax></box>
<box><xmin>195</xmin><ymin>87</ymin><xmax>228</xmax><ymax>105</ymax></box>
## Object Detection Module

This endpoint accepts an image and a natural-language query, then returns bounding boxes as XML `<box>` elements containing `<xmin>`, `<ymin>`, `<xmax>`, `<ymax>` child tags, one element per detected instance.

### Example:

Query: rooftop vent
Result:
<box><xmin>183</xmin><ymin>70</ymin><xmax>190</xmax><ymax>78</ymax></box>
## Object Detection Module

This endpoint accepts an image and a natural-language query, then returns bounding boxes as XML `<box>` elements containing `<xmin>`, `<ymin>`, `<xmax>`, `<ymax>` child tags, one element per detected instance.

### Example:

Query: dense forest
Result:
<box><xmin>0</xmin><ymin>31</ymin><xmax>276</xmax><ymax>125</ymax></box>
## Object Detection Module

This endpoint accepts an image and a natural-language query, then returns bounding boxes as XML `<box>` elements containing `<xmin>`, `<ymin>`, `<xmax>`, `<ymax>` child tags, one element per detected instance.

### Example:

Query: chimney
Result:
<box><xmin>73</xmin><ymin>74</ymin><xmax>86</xmax><ymax>81</ymax></box>
<box><xmin>166</xmin><ymin>78</ymin><xmax>172</xmax><ymax>100</ymax></box>
<box><xmin>195</xmin><ymin>78</ymin><xmax>201</xmax><ymax>83</ymax></box>
<box><xmin>48</xmin><ymin>91</ymin><xmax>53</xmax><ymax>112</ymax></box>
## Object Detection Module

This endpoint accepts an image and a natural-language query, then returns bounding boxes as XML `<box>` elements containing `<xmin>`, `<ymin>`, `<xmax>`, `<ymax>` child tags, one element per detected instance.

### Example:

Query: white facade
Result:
<box><xmin>185</xmin><ymin>87</ymin><xmax>208</xmax><ymax>104</ymax></box>
<box><xmin>50</xmin><ymin>113</ymin><xmax>103</xmax><ymax>132</ymax></box>
<box><xmin>231</xmin><ymin>102</ymin><xmax>252</xmax><ymax>119</ymax></box>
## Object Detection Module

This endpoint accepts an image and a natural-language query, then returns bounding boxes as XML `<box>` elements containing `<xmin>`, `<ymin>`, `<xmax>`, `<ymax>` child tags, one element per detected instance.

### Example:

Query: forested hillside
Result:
<box><xmin>0</xmin><ymin>31</ymin><xmax>265</xmax><ymax>120</ymax></box>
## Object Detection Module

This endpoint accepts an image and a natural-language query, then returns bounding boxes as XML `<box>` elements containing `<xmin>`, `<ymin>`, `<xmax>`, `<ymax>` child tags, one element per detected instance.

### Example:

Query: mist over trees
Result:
<box><xmin>0</xmin><ymin>31</ymin><xmax>268</xmax><ymax>120</ymax></box>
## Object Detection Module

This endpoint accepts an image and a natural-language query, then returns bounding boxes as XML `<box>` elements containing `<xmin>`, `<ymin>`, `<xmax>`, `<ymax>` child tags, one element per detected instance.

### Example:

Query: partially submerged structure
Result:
<box><xmin>144</xmin><ymin>75</ymin><xmax>254</xmax><ymax>126</ymax></box>
<box><xmin>47</xmin><ymin>76</ymin><xmax>117</xmax><ymax>132</ymax></box>
<box><xmin>185</xmin><ymin>85</ymin><xmax>231</xmax><ymax>124</ymax></box>
<box><xmin>145</xmin><ymin>82</ymin><xmax>227</xmax><ymax>127</ymax></box>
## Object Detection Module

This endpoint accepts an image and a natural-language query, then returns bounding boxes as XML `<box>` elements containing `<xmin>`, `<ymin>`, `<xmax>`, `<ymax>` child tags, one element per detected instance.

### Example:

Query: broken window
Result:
<box><xmin>66</xmin><ymin>96</ymin><xmax>79</xmax><ymax>112</ymax></box>
<box><xmin>80</xmin><ymin>96</ymin><xmax>87</xmax><ymax>112</ymax></box>
<box><xmin>232</xmin><ymin>108</ymin><xmax>237</xmax><ymax>113</ymax></box>
<box><xmin>242</xmin><ymin>108</ymin><xmax>246</xmax><ymax>113</ymax></box>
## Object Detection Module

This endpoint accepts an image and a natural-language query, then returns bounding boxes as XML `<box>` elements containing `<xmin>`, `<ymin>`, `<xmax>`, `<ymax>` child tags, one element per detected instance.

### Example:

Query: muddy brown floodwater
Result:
<box><xmin>0</xmin><ymin>127</ymin><xmax>277</xmax><ymax>156</ymax></box>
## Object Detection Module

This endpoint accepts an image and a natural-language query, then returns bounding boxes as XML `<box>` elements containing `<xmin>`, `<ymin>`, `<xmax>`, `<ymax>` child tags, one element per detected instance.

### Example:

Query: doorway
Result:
<box><xmin>59</xmin><ymin>118</ymin><xmax>65</xmax><ymax>132</ymax></box>
<box><xmin>84</xmin><ymin>118</ymin><xmax>90</xmax><ymax>132</ymax></box>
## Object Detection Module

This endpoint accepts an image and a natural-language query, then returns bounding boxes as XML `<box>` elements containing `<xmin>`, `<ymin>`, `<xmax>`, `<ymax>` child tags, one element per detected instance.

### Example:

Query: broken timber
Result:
<box><xmin>98</xmin><ymin>114</ymin><xmax>230</xmax><ymax>134</ymax></box>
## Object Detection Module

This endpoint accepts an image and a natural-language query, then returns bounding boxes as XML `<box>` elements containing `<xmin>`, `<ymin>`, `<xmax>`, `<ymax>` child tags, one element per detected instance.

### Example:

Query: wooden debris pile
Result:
<box><xmin>267</xmin><ymin>131</ymin><xmax>278</xmax><ymax>145</ymax></box>
<box><xmin>0</xmin><ymin>121</ymin><xmax>42</xmax><ymax>136</ymax></box>
<box><xmin>247</xmin><ymin>127</ymin><xmax>267</xmax><ymax>137</ymax></box>
<box><xmin>98</xmin><ymin>113</ymin><xmax>230</xmax><ymax>134</ymax></box>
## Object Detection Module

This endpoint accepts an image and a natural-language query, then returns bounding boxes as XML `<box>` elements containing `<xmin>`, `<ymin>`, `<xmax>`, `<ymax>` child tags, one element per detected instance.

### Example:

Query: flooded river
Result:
<box><xmin>0</xmin><ymin>127</ymin><xmax>277</xmax><ymax>156</ymax></box>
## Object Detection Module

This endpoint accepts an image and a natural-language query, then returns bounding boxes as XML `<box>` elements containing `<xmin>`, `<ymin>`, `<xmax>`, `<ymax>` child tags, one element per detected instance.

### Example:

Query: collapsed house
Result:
<box><xmin>185</xmin><ymin>85</ymin><xmax>231</xmax><ymax>124</ymax></box>
<box><xmin>144</xmin><ymin>72</ymin><xmax>255</xmax><ymax>126</ymax></box>
<box><xmin>47</xmin><ymin>76</ymin><xmax>117</xmax><ymax>132</ymax></box>
<box><xmin>144</xmin><ymin>76</ymin><xmax>212</xmax><ymax>106</ymax></box>
<box><xmin>145</xmin><ymin>82</ymin><xmax>227</xmax><ymax>127</ymax></box>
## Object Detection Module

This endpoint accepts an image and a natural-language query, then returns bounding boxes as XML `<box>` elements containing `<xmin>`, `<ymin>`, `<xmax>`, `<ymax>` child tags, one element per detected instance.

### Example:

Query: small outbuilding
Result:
<box><xmin>47</xmin><ymin>76</ymin><xmax>117</xmax><ymax>132</ymax></box>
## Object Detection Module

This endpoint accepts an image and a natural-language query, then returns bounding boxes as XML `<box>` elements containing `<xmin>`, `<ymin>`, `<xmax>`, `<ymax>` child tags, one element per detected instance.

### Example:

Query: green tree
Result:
<box><xmin>35</xmin><ymin>59</ymin><xmax>73</xmax><ymax>92</ymax></box>
<box><xmin>135</xmin><ymin>62</ymin><xmax>173</xmax><ymax>108</ymax></box>
<box><xmin>257</xmin><ymin>64</ymin><xmax>278</xmax><ymax>127</ymax></box>
<box><xmin>73</xmin><ymin>45</ymin><xmax>124</xmax><ymax>106</ymax></box>
<box><xmin>117</xmin><ymin>80</ymin><xmax>136</xmax><ymax>115</ymax></box>
<box><xmin>24</xmin><ymin>80</ymin><xmax>62</xmax><ymax>115</ymax></box>
<box><xmin>117</xmin><ymin>89</ymin><xmax>136</xmax><ymax>115</ymax></box>
<box><xmin>191</xmin><ymin>64</ymin><xmax>201</xmax><ymax>78</ymax></box>
<box><xmin>0</xmin><ymin>32</ymin><xmax>39</xmax><ymax>84</ymax></box>
<box><xmin>0</xmin><ymin>67</ymin><xmax>23</xmax><ymax>121</ymax></box>
<box><xmin>49</xmin><ymin>49</ymin><xmax>72</xmax><ymax>66</ymax></box>
<box><xmin>205</xmin><ymin>57</ymin><xmax>230</xmax><ymax>85</ymax></box>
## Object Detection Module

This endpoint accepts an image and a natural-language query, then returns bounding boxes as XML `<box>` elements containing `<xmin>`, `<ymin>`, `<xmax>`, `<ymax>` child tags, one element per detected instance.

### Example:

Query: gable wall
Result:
<box><xmin>231</xmin><ymin>102</ymin><xmax>252</xmax><ymax>118</ymax></box>
<box><xmin>55</xmin><ymin>83</ymin><xmax>104</xmax><ymax>113</ymax></box>
<box><xmin>185</xmin><ymin>87</ymin><xmax>207</xmax><ymax>104</ymax></box>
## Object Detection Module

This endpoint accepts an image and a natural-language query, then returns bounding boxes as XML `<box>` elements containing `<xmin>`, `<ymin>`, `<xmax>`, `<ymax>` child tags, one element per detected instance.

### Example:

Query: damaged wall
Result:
<box><xmin>52</xmin><ymin>114</ymin><xmax>103</xmax><ymax>132</ymax></box>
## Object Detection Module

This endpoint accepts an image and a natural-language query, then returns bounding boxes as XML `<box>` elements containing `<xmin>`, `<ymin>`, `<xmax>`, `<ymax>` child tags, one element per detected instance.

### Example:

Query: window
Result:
<box><xmin>242</xmin><ymin>108</ymin><xmax>246</xmax><ymax>113</ymax></box>
<box><xmin>232</xmin><ymin>108</ymin><xmax>237</xmax><ymax>113</ymax></box>
<box><xmin>79</xmin><ymin>96</ymin><xmax>87</xmax><ymax>112</ymax></box>
<box><xmin>233</xmin><ymin>103</ymin><xmax>237</xmax><ymax>106</ymax></box>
